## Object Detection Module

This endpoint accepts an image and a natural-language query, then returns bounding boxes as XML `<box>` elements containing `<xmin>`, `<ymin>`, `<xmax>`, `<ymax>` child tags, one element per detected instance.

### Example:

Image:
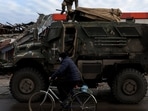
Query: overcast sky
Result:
<box><xmin>0</xmin><ymin>0</ymin><xmax>148</xmax><ymax>24</ymax></box>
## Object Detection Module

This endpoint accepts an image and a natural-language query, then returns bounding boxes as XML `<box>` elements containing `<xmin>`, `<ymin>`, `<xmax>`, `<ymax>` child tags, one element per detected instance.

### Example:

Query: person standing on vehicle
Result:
<box><xmin>49</xmin><ymin>52</ymin><xmax>82</xmax><ymax>103</ymax></box>
<box><xmin>61</xmin><ymin>0</ymin><xmax>78</xmax><ymax>14</ymax></box>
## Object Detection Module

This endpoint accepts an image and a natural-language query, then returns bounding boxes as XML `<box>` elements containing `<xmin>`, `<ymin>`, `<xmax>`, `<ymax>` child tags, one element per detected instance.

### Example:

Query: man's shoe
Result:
<box><xmin>61</xmin><ymin>100</ymin><xmax>70</xmax><ymax>109</ymax></box>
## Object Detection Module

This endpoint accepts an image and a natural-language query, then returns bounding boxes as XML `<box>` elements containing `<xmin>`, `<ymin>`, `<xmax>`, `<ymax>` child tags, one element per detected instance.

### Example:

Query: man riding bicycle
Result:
<box><xmin>49</xmin><ymin>52</ymin><xmax>82</xmax><ymax>107</ymax></box>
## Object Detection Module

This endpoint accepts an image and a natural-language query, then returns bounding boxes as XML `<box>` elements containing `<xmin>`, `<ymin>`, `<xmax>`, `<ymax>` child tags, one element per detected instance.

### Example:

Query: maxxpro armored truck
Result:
<box><xmin>8</xmin><ymin>8</ymin><xmax>147</xmax><ymax>103</ymax></box>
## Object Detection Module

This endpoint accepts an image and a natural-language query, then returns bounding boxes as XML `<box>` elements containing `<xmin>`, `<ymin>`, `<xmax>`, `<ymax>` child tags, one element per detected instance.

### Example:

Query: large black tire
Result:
<box><xmin>112</xmin><ymin>68</ymin><xmax>147</xmax><ymax>104</ymax></box>
<box><xmin>10</xmin><ymin>67</ymin><xmax>46</xmax><ymax>102</ymax></box>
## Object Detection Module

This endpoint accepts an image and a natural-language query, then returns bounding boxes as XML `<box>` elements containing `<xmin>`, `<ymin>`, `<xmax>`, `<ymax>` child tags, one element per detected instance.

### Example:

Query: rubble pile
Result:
<box><xmin>0</xmin><ymin>22</ymin><xmax>34</xmax><ymax>35</ymax></box>
<box><xmin>0</xmin><ymin>13</ymin><xmax>54</xmax><ymax>65</ymax></box>
<box><xmin>0</xmin><ymin>22</ymin><xmax>35</xmax><ymax>64</ymax></box>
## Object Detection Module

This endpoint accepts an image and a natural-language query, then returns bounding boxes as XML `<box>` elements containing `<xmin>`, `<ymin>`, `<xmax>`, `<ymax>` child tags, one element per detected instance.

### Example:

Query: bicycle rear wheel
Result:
<box><xmin>71</xmin><ymin>92</ymin><xmax>97</xmax><ymax>111</ymax></box>
<box><xmin>28</xmin><ymin>91</ymin><xmax>55</xmax><ymax>111</ymax></box>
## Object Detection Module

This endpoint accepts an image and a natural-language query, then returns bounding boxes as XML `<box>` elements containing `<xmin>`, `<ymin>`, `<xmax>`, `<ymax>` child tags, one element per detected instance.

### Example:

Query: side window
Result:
<box><xmin>64</xmin><ymin>27</ymin><xmax>76</xmax><ymax>57</ymax></box>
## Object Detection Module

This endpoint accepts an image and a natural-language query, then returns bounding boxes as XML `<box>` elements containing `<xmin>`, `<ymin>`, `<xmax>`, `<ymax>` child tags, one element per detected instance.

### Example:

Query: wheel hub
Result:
<box><xmin>19</xmin><ymin>79</ymin><xmax>35</xmax><ymax>94</ymax></box>
<box><xmin>122</xmin><ymin>79</ymin><xmax>137</xmax><ymax>95</ymax></box>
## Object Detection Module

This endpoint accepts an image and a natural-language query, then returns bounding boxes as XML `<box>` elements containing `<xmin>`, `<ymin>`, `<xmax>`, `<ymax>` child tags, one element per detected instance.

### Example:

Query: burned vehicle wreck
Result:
<box><xmin>8</xmin><ymin>8</ymin><xmax>148</xmax><ymax>104</ymax></box>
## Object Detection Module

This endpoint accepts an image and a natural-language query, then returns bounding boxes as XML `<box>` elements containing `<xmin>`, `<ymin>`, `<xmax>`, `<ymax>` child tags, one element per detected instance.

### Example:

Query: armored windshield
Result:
<box><xmin>45</xmin><ymin>22</ymin><xmax>63</xmax><ymax>42</ymax></box>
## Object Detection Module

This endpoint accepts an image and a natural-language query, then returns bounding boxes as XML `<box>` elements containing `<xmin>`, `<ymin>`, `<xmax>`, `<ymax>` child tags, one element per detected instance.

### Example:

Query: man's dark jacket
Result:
<box><xmin>51</xmin><ymin>56</ymin><xmax>81</xmax><ymax>81</ymax></box>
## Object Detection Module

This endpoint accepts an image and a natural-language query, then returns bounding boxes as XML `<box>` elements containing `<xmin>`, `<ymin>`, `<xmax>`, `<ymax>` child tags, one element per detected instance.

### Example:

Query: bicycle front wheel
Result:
<box><xmin>28</xmin><ymin>91</ymin><xmax>55</xmax><ymax>111</ymax></box>
<box><xmin>71</xmin><ymin>92</ymin><xmax>97</xmax><ymax>111</ymax></box>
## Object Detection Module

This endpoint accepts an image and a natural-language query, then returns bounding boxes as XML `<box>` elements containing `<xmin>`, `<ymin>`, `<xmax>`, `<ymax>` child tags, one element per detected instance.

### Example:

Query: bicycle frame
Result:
<box><xmin>40</xmin><ymin>84</ymin><xmax>63</xmax><ymax>105</ymax></box>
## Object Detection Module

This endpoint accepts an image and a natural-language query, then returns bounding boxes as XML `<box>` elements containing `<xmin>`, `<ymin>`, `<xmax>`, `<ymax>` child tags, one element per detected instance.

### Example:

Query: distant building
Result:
<box><xmin>121</xmin><ymin>12</ymin><xmax>148</xmax><ymax>24</ymax></box>
<box><xmin>52</xmin><ymin>12</ymin><xmax>148</xmax><ymax>24</ymax></box>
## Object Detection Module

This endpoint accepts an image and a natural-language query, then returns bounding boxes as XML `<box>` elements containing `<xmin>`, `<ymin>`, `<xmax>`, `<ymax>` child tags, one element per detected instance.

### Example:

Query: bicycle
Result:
<box><xmin>28</xmin><ymin>80</ymin><xmax>97</xmax><ymax>111</ymax></box>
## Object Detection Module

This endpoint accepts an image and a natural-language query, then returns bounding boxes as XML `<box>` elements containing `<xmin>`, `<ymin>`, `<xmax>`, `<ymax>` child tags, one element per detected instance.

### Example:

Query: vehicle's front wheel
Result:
<box><xmin>10</xmin><ymin>67</ymin><xmax>46</xmax><ymax>102</ymax></box>
<box><xmin>112</xmin><ymin>68</ymin><xmax>147</xmax><ymax>104</ymax></box>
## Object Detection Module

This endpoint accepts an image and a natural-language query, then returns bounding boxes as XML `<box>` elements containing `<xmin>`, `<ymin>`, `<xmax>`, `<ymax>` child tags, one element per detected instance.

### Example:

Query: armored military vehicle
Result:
<box><xmin>9</xmin><ymin>8</ymin><xmax>148</xmax><ymax>104</ymax></box>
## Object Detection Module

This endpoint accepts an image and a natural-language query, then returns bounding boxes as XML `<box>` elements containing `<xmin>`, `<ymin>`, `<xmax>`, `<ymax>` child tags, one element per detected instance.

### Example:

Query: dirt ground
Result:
<box><xmin>0</xmin><ymin>75</ymin><xmax>11</xmax><ymax>95</ymax></box>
